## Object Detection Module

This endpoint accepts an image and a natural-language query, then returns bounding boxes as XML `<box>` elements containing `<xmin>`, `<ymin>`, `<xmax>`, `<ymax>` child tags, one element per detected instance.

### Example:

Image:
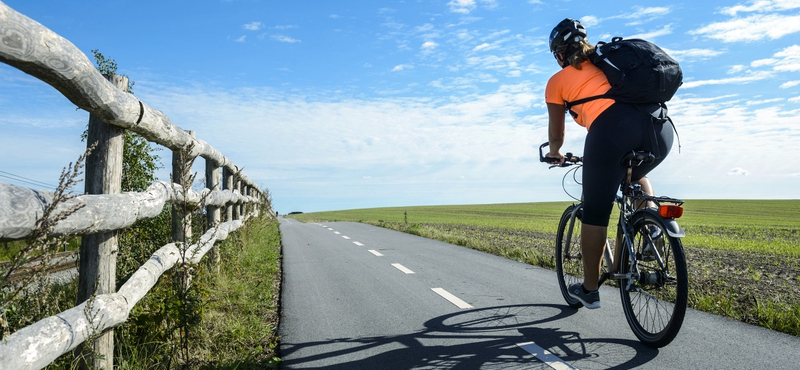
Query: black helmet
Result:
<box><xmin>549</xmin><ymin>18</ymin><xmax>587</xmax><ymax>54</ymax></box>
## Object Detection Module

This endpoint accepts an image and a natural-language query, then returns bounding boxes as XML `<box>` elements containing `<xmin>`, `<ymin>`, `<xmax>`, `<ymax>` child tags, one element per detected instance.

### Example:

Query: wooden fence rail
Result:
<box><xmin>0</xmin><ymin>2</ymin><xmax>273</xmax><ymax>369</ymax></box>
<box><xmin>0</xmin><ymin>181</ymin><xmax>259</xmax><ymax>241</ymax></box>
<box><xmin>0</xmin><ymin>217</ymin><xmax>250</xmax><ymax>370</ymax></box>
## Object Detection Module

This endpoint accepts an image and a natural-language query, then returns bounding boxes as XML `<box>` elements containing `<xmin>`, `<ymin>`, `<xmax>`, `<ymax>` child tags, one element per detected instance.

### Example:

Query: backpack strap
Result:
<box><xmin>564</xmin><ymin>94</ymin><xmax>611</xmax><ymax>119</ymax></box>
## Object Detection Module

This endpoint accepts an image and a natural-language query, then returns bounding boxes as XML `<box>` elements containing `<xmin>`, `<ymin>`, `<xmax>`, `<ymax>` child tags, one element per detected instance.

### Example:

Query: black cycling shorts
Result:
<box><xmin>581</xmin><ymin>103</ymin><xmax>674</xmax><ymax>227</ymax></box>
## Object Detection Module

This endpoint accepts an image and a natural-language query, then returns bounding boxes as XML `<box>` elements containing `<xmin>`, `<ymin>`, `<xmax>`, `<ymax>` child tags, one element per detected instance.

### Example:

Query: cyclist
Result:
<box><xmin>543</xmin><ymin>18</ymin><xmax>675</xmax><ymax>309</ymax></box>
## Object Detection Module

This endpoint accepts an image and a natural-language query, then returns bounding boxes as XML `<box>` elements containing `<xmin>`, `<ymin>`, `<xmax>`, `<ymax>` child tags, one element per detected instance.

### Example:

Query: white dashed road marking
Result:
<box><xmin>391</xmin><ymin>263</ymin><xmax>415</xmax><ymax>274</ymax></box>
<box><xmin>342</xmin><ymin>236</ymin><xmax>351</xmax><ymax>240</ymax></box>
<box><xmin>353</xmin><ymin>241</ymin><xmax>364</xmax><ymax>246</ymax></box>
<box><xmin>430</xmin><ymin>288</ymin><xmax>473</xmax><ymax>309</ymax></box>
<box><xmin>517</xmin><ymin>342</ymin><xmax>578</xmax><ymax>370</ymax></box>
<box><xmin>368</xmin><ymin>250</ymin><xmax>383</xmax><ymax>256</ymax></box>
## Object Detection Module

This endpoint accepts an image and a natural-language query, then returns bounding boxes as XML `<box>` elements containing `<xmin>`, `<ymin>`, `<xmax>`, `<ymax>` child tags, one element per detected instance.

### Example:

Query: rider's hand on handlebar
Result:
<box><xmin>544</xmin><ymin>152</ymin><xmax>565</xmax><ymax>166</ymax></box>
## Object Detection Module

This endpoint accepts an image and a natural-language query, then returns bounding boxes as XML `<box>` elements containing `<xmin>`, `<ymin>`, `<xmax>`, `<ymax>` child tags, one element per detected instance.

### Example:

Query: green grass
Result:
<box><xmin>680</xmin><ymin>200</ymin><xmax>800</xmax><ymax>256</ymax></box>
<box><xmin>291</xmin><ymin>199</ymin><xmax>800</xmax><ymax>256</ymax></box>
<box><xmin>33</xmin><ymin>215</ymin><xmax>282</xmax><ymax>369</ymax></box>
<box><xmin>293</xmin><ymin>202</ymin><xmax>570</xmax><ymax>231</ymax></box>
<box><xmin>193</xmin><ymin>215</ymin><xmax>282</xmax><ymax>368</ymax></box>
<box><xmin>0</xmin><ymin>237</ymin><xmax>81</xmax><ymax>262</ymax></box>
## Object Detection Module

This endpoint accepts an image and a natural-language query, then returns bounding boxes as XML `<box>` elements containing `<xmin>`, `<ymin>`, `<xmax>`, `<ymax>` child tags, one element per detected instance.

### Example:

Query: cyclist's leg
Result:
<box><xmin>634</xmin><ymin>177</ymin><xmax>655</xmax><ymax>209</ymax></box>
<box><xmin>631</xmin><ymin>118</ymin><xmax>676</xmax><ymax>208</ymax></box>
<box><xmin>580</xmin><ymin>224</ymin><xmax>606</xmax><ymax>291</ymax></box>
<box><xmin>580</xmin><ymin>103</ymin><xmax>642</xmax><ymax>291</ymax></box>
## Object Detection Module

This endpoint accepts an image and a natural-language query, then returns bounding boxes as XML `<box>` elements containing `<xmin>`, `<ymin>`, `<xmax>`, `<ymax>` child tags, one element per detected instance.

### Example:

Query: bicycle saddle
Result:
<box><xmin>621</xmin><ymin>151</ymin><xmax>656</xmax><ymax>166</ymax></box>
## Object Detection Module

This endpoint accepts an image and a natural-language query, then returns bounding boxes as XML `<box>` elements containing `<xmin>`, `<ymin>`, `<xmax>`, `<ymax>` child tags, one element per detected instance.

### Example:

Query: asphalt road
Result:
<box><xmin>278</xmin><ymin>218</ymin><xmax>800</xmax><ymax>369</ymax></box>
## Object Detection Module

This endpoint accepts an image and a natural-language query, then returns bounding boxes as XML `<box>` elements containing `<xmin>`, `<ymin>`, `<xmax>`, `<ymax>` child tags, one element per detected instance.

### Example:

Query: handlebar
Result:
<box><xmin>539</xmin><ymin>142</ymin><xmax>582</xmax><ymax>168</ymax></box>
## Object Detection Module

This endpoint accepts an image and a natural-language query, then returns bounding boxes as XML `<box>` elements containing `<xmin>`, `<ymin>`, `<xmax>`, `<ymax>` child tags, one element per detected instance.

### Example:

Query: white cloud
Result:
<box><xmin>272</xmin><ymin>35</ymin><xmax>301</xmax><ymax>43</ymax></box>
<box><xmin>392</xmin><ymin>64</ymin><xmax>412</xmax><ymax>72</ymax></box>
<box><xmin>727</xmin><ymin>167</ymin><xmax>750</xmax><ymax>176</ymax></box>
<box><xmin>664</xmin><ymin>48</ymin><xmax>726</xmax><ymax>62</ymax></box>
<box><xmin>751</xmin><ymin>45</ymin><xmax>800</xmax><ymax>71</ymax></box>
<box><xmin>789</xmin><ymin>96</ymin><xmax>800</xmax><ymax>102</ymax></box>
<box><xmin>580</xmin><ymin>15</ymin><xmax>600</xmax><ymax>28</ymax></box>
<box><xmin>636</xmin><ymin>6</ymin><xmax>672</xmax><ymax>17</ymax></box>
<box><xmin>130</xmin><ymin>81</ymin><xmax>547</xmax><ymax>210</ymax></box>
<box><xmin>771</xmin><ymin>44</ymin><xmax>800</xmax><ymax>71</ymax></box>
<box><xmin>421</xmin><ymin>41</ymin><xmax>439</xmax><ymax>51</ymax></box>
<box><xmin>681</xmin><ymin>45</ymin><xmax>800</xmax><ymax>88</ymax></box>
<box><xmin>449</xmin><ymin>0</ymin><xmax>477</xmax><ymax>14</ymax></box>
<box><xmin>746</xmin><ymin>98</ymin><xmax>784</xmax><ymax>105</ymax></box>
<box><xmin>583</xmin><ymin>6</ymin><xmax>672</xmax><ymax>28</ymax></box>
<box><xmin>721</xmin><ymin>0</ymin><xmax>800</xmax><ymax>16</ymax></box>
<box><xmin>728</xmin><ymin>65</ymin><xmax>747</xmax><ymax>74</ymax></box>
<box><xmin>627</xmin><ymin>24</ymin><xmax>673</xmax><ymax>40</ymax></box>
<box><xmin>235</xmin><ymin>35</ymin><xmax>246</xmax><ymax>43</ymax></box>
<box><xmin>690</xmin><ymin>13</ymin><xmax>800</xmax><ymax>42</ymax></box>
<box><xmin>243</xmin><ymin>22</ymin><xmax>262</xmax><ymax>31</ymax></box>
<box><xmin>682</xmin><ymin>71</ymin><xmax>773</xmax><ymax>88</ymax></box>
<box><xmin>473</xmin><ymin>43</ymin><xmax>495</xmax><ymax>51</ymax></box>
<box><xmin>448</xmin><ymin>0</ymin><xmax>496</xmax><ymax>14</ymax></box>
<box><xmin>270</xmin><ymin>25</ymin><xmax>298</xmax><ymax>31</ymax></box>
<box><xmin>782</xmin><ymin>80</ymin><xmax>800</xmax><ymax>88</ymax></box>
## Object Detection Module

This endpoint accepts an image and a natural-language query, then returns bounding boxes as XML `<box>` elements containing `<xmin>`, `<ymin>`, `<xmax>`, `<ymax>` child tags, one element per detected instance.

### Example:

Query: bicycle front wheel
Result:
<box><xmin>555</xmin><ymin>204</ymin><xmax>584</xmax><ymax>308</ymax></box>
<box><xmin>619</xmin><ymin>211</ymin><xmax>688</xmax><ymax>348</ymax></box>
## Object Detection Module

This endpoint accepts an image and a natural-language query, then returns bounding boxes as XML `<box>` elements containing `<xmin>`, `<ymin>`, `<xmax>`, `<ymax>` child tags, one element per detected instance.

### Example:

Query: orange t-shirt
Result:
<box><xmin>545</xmin><ymin>60</ymin><xmax>614</xmax><ymax>130</ymax></box>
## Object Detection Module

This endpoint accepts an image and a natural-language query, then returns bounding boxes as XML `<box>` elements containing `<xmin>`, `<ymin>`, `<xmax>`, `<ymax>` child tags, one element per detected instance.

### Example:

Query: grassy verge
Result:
<box><xmin>191</xmin><ymin>215</ymin><xmax>283</xmax><ymax>368</ymax></box>
<box><xmin>288</xmin><ymin>200</ymin><xmax>800</xmax><ymax>337</ymax></box>
<box><xmin>0</xmin><ymin>238</ymin><xmax>81</xmax><ymax>262</ymax></box>
<box><xmin>27</xmin><ymin>214</ymin><xmax>282</xmax><ymax>369</ymax></box>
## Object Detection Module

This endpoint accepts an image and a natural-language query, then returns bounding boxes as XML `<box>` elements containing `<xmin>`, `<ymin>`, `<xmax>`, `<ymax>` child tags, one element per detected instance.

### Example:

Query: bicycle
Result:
<box><xmin>539</xmin><ymin>142</ymin><xmax>688</xmax><ymax>348</ymax></box>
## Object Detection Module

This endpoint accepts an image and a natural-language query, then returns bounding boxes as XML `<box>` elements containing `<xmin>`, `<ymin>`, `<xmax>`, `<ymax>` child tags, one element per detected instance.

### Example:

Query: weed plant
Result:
<box><xmin>0</xmin><ymin>150</ymin><xmax>89</xmax><ymax>341</ymax></box>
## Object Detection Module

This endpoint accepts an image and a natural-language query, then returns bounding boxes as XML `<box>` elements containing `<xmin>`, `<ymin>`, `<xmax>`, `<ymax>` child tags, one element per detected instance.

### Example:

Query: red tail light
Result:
<box><xmin>659</xmin><ymin>205</ymin><xmax>683</xmax><ymax>218</ymax></box>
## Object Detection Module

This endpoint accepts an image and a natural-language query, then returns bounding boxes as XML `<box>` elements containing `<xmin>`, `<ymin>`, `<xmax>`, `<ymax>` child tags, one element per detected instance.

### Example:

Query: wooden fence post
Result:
<box><xmin>205</xmin><ymin>160</ymin><xmax>221</xmax><ymax>273</ymax></box>
<box><xmin>172</xmin><ymin>131</ymin><xmax>195</xmax><ymax>243</ymax></box>
<box><xmin>233</xmin><ymin>178</ymin><xmax>241</xmax><ymax>221</ymax></box>
<box><xmin>76</xmin><ymin>74</ymin><xmax>127</xmax><ymax>370</ymax></box>
<box><xmin>223</xmin><ymin>167</ymin><xmax>234</xmax><ymax>222</ymax></box>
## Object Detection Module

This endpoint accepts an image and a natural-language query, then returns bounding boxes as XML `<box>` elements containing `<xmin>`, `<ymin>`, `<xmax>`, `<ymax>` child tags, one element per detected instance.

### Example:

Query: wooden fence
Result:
<box><xmin>0</xmin><ymin>2</ymin><xmax>273</xmax><ymax>369</ymax></box>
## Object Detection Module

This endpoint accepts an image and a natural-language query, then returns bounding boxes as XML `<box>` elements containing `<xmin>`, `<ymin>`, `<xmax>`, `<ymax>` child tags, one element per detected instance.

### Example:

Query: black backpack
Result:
<box><xmin>564</xmin><ymin>37</ymin><xmax>683</xmax><ymax>116</ymax></box>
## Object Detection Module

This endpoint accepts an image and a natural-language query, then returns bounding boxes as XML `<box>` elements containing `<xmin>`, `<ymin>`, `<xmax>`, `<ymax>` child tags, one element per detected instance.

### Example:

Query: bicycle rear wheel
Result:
<box><xmin>555</xmin><ymin>204</ymin><xmax>584</xmax><ymax>308</ymax></box>
<box><xmin>619</xmin><ymin>211</ymin><xmax>688</xmax><ymax>348</ymax></box>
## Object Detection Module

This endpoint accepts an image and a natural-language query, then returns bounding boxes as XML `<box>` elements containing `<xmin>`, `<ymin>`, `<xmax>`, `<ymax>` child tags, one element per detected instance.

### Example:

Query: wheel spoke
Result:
<box><xmin>619</xmin><ymin>214</ymin><xmax>688</xmax><ymax>347</ymax></box>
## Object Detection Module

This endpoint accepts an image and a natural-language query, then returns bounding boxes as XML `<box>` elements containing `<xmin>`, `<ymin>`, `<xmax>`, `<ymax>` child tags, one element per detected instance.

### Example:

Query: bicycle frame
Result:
<box><xmin>545</xmin><ymin>141</ymin><xmax>689</xmax><ymax>347</ymax></box>
<box><xmin>561</xmin><ymin>154</ymin><xmax>686</xmax><ymax>290</ymax></box>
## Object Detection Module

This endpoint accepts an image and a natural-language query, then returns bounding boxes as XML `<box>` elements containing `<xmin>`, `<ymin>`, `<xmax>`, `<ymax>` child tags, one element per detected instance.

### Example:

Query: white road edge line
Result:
<box><xmin>431</xmin><ymin>288</ymin><xmax>473</xmax><ymax>309</ymax></box>
<box><xmin>353</xmin><ymin>241</ymin><xmax>364</xmax><ymax>246</ymax></box>
<box><xmin>391</xmin><ymin>263</ymin><xmax>415</xmax><ymax>274</ymax></box>
<box><xmin>368</xmin><ymin>250</ymin><xmax>383</xmax><ymax>256</ymax></box>
<box><xmin>517</xmin><ymin>342</ymin><xmax>578</xmax><ymax>370</ymax></box>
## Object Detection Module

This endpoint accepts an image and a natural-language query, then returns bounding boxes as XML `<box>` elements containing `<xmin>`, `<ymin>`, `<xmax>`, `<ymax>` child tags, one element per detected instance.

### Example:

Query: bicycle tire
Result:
<box><xmin>619</xmin><ymin>211</ymin><xmax>688</xmax><ymax>348</ymax></box>
<box><xmin>555</xmin><ymin>204</ymin><xmax>584</xmax><ymax>308</ymax></box>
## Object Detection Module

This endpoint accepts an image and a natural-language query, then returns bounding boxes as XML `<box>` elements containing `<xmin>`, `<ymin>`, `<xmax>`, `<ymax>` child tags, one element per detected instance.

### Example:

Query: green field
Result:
<box><xmin>289</xmin><ymin>199</ymin><xmax>800</xmax><ymax>336</ymax></box>
<box><xmin>290</xmin><ymin>199</ymin><xmax>800</xmax><ymax>256</ymax></box>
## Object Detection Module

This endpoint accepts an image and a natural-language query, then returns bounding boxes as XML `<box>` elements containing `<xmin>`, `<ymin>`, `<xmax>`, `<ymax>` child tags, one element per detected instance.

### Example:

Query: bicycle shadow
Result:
<box><xmin>280</xmin><ymin>303</ymin><xmax>659</xmax><ymax>369</ymax></box>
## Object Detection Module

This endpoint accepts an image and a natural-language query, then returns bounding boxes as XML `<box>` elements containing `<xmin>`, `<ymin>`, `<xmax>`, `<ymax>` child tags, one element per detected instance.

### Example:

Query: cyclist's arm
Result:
<box><xmin>547</xmin><ymin>103</ymin><xmax>566</xmax><ymax>162</ymax></box>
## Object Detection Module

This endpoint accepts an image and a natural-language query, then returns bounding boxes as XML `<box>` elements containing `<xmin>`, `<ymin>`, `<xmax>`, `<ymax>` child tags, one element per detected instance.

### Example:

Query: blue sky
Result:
<box><xmin>1</xmin><ymin>0</ymin><xmax>799</xmax><ymax>214</ymax></box>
